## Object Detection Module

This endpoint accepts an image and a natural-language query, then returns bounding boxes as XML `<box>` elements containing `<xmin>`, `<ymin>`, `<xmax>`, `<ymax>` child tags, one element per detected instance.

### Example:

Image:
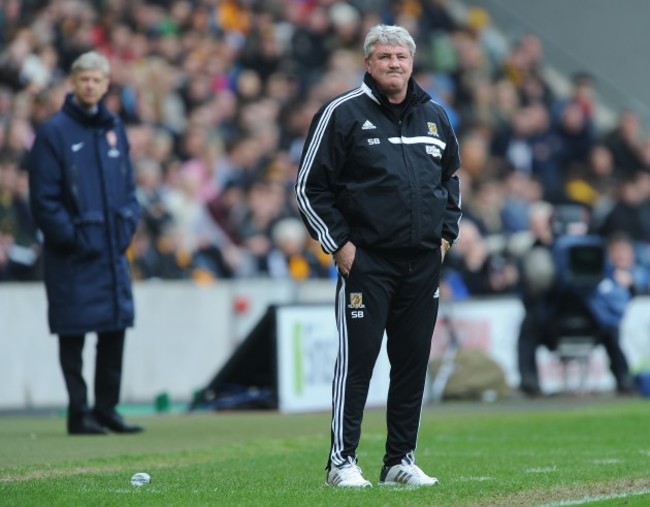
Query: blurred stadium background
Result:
<box><xmin>1</xmin><ymin>0</ymin><xmax>650</xmax><ymax>412</ymax></box>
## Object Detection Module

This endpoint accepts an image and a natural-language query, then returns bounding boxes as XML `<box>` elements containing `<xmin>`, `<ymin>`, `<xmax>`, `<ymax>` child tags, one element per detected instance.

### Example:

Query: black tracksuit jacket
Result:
<box><xmin>296</xmin><ymin>72</ymin><xmax>462</xmax><ymax>254</ymax></box>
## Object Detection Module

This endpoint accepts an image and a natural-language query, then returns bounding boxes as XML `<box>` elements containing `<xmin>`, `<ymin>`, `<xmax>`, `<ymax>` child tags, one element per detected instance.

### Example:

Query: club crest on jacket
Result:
<box><xmin>107</xmin><ymin>130</ymin><xmax>120</xmax><ymax>158</ymax></box>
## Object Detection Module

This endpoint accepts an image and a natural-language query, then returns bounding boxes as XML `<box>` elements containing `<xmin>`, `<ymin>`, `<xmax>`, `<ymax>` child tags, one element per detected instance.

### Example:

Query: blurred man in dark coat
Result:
<box><xmin>28</xmin><ymin>51</ymin><xmax>143</xmax><ymax>435</ymax></box>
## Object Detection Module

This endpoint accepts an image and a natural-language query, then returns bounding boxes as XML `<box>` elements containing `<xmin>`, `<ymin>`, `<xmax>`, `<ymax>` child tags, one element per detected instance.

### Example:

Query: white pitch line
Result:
<box><xmin>537</xmin><ymin>488</ymin><xmax>650</xmax><ymax>507</ymax></box>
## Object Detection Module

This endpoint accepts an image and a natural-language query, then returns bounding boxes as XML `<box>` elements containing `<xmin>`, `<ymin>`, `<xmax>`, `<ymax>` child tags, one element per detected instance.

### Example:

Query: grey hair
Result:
<box><xmin>71</xmin><ymin>51</ymin><xmax>110</xmax><ymax>77</ymax></box>
<box><xmin>363</xmin><ymin>25</ymin><xmax>416</xmax><ymax>58</ymax></box>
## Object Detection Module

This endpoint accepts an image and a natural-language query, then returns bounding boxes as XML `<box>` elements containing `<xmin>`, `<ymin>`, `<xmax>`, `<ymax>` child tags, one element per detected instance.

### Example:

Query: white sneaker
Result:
<box><xmin>326</xmin><ymin>462</ymin><xmax>372</xmax><ymax>488</ymax></box>
<box><xmin>379</xmin><ymin>459</ymin><xmax>439</xmax><ymax>487</ymax></box>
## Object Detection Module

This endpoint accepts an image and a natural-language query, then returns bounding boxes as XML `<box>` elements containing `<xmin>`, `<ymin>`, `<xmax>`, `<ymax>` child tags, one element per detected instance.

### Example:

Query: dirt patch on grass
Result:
<box><xmin>0</xmin><ymin>454</ymin><xmax>219</xmax><ymax>484</ymax></box>
<box><xmin>481</xmin><ymin>477</ymin><xmax>650</xmax><ymax>507</ymax></box>
<box><xmin>0</xmin><ymin>466</ymin><xmax>123</xmax><ymax>483</ymax></box>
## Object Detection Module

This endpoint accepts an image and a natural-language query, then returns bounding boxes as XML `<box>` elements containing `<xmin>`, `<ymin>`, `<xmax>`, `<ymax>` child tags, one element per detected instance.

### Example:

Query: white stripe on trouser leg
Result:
<box><xmin>331</xmin><ymin>278</ymin><xmax>349</xmax><ymax>465</ymax></box>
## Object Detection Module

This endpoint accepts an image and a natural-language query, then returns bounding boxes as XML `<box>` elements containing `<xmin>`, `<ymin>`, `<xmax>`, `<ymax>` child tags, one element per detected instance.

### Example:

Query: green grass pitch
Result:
<box><xmin>1</xmin><ymin>396</ymin><xmax>649</xmax><ymax>506</ymax></box>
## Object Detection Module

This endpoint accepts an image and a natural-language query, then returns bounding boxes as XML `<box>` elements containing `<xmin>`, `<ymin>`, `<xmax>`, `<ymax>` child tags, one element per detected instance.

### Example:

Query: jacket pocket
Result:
<box><xmin>74</xmin><ymin>211</ymin><xmax>105</xmax><ymax>259</ymax></box>
<box><xmin>115</xmin><ymin>206</ymin><xmax>137</xmax><ymax>253</ymax></box>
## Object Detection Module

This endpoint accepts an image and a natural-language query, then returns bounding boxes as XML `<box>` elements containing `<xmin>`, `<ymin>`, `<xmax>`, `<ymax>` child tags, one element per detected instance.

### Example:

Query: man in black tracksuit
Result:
<box><xmin>295</xmin><ymin>25</ymin><xmax>462</xmax><ymax>488</ymax></box>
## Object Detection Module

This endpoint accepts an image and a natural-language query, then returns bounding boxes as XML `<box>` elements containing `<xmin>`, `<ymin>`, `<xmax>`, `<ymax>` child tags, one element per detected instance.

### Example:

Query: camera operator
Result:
<box><xmin>515</xmin><ymin>201</ymin><xmax>556</xmax><ymax>396</ymax></box>
<box><xmin>516</xmin><ymin>202</ymin><xmax>642</xmax><ymax>396</ymax></box>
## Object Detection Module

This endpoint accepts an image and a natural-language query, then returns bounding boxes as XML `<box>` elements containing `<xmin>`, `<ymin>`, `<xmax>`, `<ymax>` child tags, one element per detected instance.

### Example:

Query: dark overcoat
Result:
<box><xmin>28</xmin><ymin>93</ymin><xmax>140</xmax><ymax>335</ymax></box>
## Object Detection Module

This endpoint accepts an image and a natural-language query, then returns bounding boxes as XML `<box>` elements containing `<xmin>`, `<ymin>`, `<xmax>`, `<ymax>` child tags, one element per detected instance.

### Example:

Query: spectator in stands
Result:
<box><xmin>456</xmin><ymin>130</ymin><xmax>490</xmax><ymax>182</ymax></box>
<box><xmin>0</xmin><ymin>233</ymin><xmax>9</xmax><ymax>280</ymax></box>
<box><xmin>238</xmin><ymin>178</ymin><xmax>292</xmax><ymax>275</ymax></box>
<box><xmin>134</xmin><ymin>157</ymin><xmax>173</xmax><ymax>245</ymax></box>
<box><xmin>290</xmin><ymin>5</ymin><xmax>335</xmax><ymax>85</ymax></box>
<box><xmin>28</xmin><ymin>51</ymin><xmax>143</xmax><ymax>435</ymax></box>
<box><xmin>593</xmin><ymin>172</ymin><xmax>650</xmax><ymax>243</ymax></box>
<box><xmin>500</xmin><ymin>170</ymin><xmax>544</xmax><ymax>234</ymax></box>
<box><xmin>463</xmin><ymin>6</ymin><xmax>509</xmax><ymax>68</ymax></box>
<box><xmin>564</xmin><ymin>143</ymin><xmax>616</xmax><ymax>209</ymax></box>
<box><xmin>445</xmin><ymin>219</ymin><xmax>519</xmax><ymax>298</ymax></box>
<box><xmin>462</xmin><ymin>178</ymin><xmax>505</xmax><ymax>236</ymax></box>
<box><xmin>0</xmin><ymin>152</ymin><xmax>41</xmax><ymax>280</ymax></box>
<box><xmin>603</xmin><ymin>110</ymin><xmax>645</xmax><ymax>178</ymax></box>
<box><xmin>586</xmin><ymin>231</ymin><xmax>647</xmax><ymax>393</ymax></box>
<box><xmin>551</xmin><ymin>72</ymin><xmax>596</xmax><ymax>133</ymax></box>
<box><xmin>500</xmin><ymin>33</ymin><xmax>547</xmax><ymax>95</ymax></box>
<box><xmin>266</xmin><ymin>216</ymin><xmax>332</xmax><ymax>280</ymax></box>
<box><xmin>554</xmin><ymin>100</ymin><xmax>595</xmax><ymax>177</ymax></box>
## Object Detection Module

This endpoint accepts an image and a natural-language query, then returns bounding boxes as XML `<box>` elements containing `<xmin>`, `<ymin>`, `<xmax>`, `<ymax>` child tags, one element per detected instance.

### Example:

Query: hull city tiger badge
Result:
<box><xmin>348</xmin><ymin>292</ymin><xmax>365</xmax><ymax>319</ymax></box>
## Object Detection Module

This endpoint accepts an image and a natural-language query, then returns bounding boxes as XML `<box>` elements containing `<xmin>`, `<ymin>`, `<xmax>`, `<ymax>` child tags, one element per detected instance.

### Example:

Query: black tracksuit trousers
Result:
<box><xmin>328</xmin><ymin>247</ymin><xmax>441</xmax><ymax>470</ymax></box>
<box><xmin>58</xmin><ymin>330</ymin><xmax>126</xmax><ymax>423</ymax></box>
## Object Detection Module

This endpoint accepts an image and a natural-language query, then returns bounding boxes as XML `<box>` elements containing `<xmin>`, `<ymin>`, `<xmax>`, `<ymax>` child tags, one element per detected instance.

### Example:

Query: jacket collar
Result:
<box><xmin>62</xmin><ymin>93</ymin><xmax>115</xmax><ymax>128</ymax></box>
<box><xmin>361</xmin><ymin>72</ymin><xmax>429</xmax><ymax>109</ymax></box>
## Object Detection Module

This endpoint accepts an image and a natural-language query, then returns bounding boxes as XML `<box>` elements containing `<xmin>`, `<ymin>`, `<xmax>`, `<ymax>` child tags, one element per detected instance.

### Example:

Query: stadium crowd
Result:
<box><xmin>2</xmin><ymin>0</ymin><xmax>650</xmax><ymax>299</ymax></box>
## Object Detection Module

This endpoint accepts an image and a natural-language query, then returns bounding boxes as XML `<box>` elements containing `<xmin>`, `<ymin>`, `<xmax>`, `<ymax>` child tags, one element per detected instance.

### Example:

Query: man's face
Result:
<box><xmin>365</xmin><ymin>42</ymin><xmax>413</xmax><ymax>100</ymax></box>
<box><xmin>71</xmin><ymin>69</ymin><xmax>109</xmax><ymax>109</ymax></box>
